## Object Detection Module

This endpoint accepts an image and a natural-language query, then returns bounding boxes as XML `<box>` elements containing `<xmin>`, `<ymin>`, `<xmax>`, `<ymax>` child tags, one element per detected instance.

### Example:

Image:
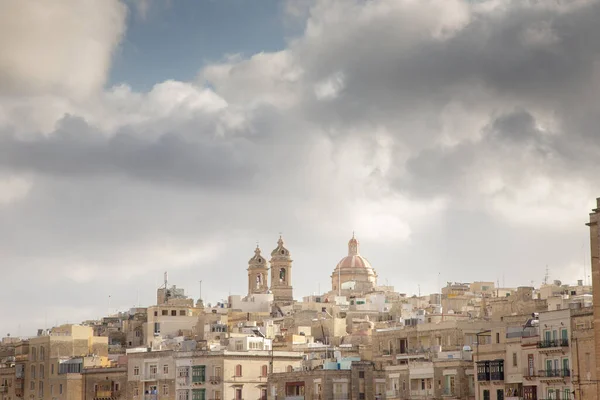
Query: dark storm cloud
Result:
<box><xmin>0</xmin><ymin>116</ymin><xmax>257</xmax><ymax>188</ymax></box>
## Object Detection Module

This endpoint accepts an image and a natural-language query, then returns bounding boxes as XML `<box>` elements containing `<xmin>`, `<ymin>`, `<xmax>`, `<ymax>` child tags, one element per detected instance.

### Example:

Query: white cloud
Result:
<box><xmin>0</xmin><ymin>0</ymin><xmax>127</xmax><ymax>99</ymax></box>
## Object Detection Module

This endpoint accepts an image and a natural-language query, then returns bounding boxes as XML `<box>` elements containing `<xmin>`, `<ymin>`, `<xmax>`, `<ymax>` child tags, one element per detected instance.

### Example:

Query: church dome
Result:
<box><xmin>335</xmin><ymin>234</ymin><xmax>374</xmax><ymax>271</ymax></box>
<box><xmin>331</xmin><ymin>234</ymin><xmax>377</xmax><ymax>294</ymax></box>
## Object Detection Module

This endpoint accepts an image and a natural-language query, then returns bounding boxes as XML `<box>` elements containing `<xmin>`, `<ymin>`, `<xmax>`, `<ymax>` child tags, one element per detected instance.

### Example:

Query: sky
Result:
<box><xmin>1</xmin><ymin>0</ymin><xmax>600</xmax><ymax>336</ymax></box>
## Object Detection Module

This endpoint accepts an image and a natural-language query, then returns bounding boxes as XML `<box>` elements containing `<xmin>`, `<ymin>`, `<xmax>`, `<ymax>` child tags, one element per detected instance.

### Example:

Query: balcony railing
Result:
<box><xmin>143</xmin><ymin>373</ymin><xmax>157</xmax><ymax>381</ymax></box>
<box><xmin>538</xmin><ymin>339</ymin><xmax>569</xmax><ymax>348</ymax></box>
<box><xmin>538</xmin><ymin>369</ymin><xmax>570</xmax><ymax>378</ymax></box>
<box><xmin>209</xmin><ymin>376</ymin><xmax>222</xmax><ymax>383</ymax></box>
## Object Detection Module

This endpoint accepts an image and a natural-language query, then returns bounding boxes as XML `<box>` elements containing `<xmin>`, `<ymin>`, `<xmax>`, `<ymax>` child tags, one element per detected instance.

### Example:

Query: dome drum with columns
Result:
<box><xmin>331</xmin><ymin>234</ymin><xmax>377</xmax><ymax>294</ymax></box>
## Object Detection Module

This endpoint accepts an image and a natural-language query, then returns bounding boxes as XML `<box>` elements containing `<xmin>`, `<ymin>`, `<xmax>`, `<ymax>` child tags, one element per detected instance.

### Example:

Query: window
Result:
<box><xmin>483</xmin><ymin>389</ymin><xmax>490</xmax><ymax>400</ymax></box>
<box><xmin>286</xmin><ymin>365</ymin><xmax>293</xmax><ymax>373</ymax></box>
<box><xmin>31</xmin><ymin>347</ymin><xmax>37</xmax><ymax>362</ymax></box>
<box><xmin>30</xmin><ymin>365</ymin><xmax>36</xmax><ymax>379</ymax></box>
<box><xmin>261</xmin><ymin>388</ymin><xmax>268</xmax><ymax>400</ymax></box>
<box><xmin>40</xmin><ymin>347</ymin><xmax>45</xmax><ymax>361</ymax></box>
<box><xmin>51</xmin><ymin>364</ymin><xmax>54</xmax><ymax>375</ymax></box>
<box><xmin>50</xmin><ymin>385</ymin><xmax>53</xmax><ymax>395</ymax></box>
<box><xmin>513</xmin><ymin>353</ymin><xmax>518</xmax><ymax>367</ymax></box>
<box><xmin>563</xmin><ymin>358</ymin><xmax>570</xmax><ymax>375</ymax></box>
<box><xmin>39</xmin><ymin>365</ymin><xmax>44</xmax><ymax>379</ymax></box>
<box><xmin>59</xmin><ymin>384</ymin><xmax>63</xmax><ymax>394</ymax></box>
<box><xmin>162</xmin><ymin>310</ymin><xmax>168</xmax><ymax>316</ymax></box>
<box><xmin>564</xmin><ymin>388</ymin><xmax>571</xmax><ymax>399</ymax></box>
<box><xmin>180</xmin><ymin>310</ymin><xmax>187</xmax><ymax>316</ymax></box>
<box><xmin>192</xmin><ymin>389</ymin><xmax>206</xmax><ymax>400</ymax></box>
<box><xmin>30</xmin><ymin>381</ymin><xmax>35</xmax><ymax>390</ymax></box>
<box><xmin>261</xmin><ymin>365</ymin><xmax>268</xmax><ymax>377</ymax></box>
<box><xmin>38</xmin><ymin>381</ymin><xmax>43</xmax><ymax>398</ymax></box>
<box><xmin>163</xmin><ymin>364</ymin><xmax>169</xmax><ymax>374</ymax></box>
<box><xmin>359</xmin><ymin>394</ymin><xmax>365</xmax><ymax>399</ymax></box>
<box><xmin>162</xmin><ymin>384</ymin><xmax>169</xmax><ymax>395</ymax></box>
<box><xmin>496</xmin><ymin>332</ymin><xmax>500</xmax><ymax>344</ymax></box>
<box><xmin>171</xmin><ymin>310</ymin><xmax>177</xmax><ymax>316</ymax></box>
<box><xmin>115</xmin><ymin>383</ymin><xmax>120</xmax><ymax>391</ymax></box>
<box><xmin>154</xmin><ymin>311</ymin><xmax>158</xmax><ymax>316</ymax></box>
<box><xmin>192</xmin><ymin>366</ymin><xmax>206</xmax><ymax>383</ymax></box>
<box><xmin>497</xmin><ymin>389</ymin><xmax>504</xmax><ymax>400</ymax></box>
<box><xmin>235</xmin><ymin>364</ymin><xmax>242</xmax><ymax>377</ymax></box>
<box><xmin>150</xmin><ymin>365</ymin><xmax>158</xmax><ymax>375</ymax></box>
<box><xmin>178</xmin><ymin>390</ymin><xmax>190</xmax><ymax>400</ymax></box>
<box><xmin>235</xmin><ymin>388</ymin><xmax>242</xmax><ymax>400</ymax></box>
<box><xmin>133</xmin><ymin>366</ymin><xmax>140</xmax><ymax>376</ymax></box>
<box><xmin>359</xmin><ymin>371</ymin><xmax>365</xmax><ymax>378</ymax></box>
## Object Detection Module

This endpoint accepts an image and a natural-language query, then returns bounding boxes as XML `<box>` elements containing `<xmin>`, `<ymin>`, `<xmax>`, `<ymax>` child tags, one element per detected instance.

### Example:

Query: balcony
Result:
<box><xmin>142</xmin><ymin>373</ymin><xmax>157</xmax><ymax>381</ymax></box>
<box><xmin>538</xmin><ymin>369</ymin><xmax>570</xmax><ymax>378</ymax></box>
<box><xmin>0</xmin><ymin>385</ymin><xmax>7</xmax><ymax>393</ymax></box>
<box><xmin>209</xmin><ymin>376</ymin><xmax>222</xmax><ymax>384</ymax></box>
<box><xmin>538</xmin><ymin>339</ymin><xmax>569</xmax><ymax>349</ymax></box>
<box><xmin>442</xmin><ymin>388</ymin><xmax>455</xmax><ymax>397</ymax></box>
<box><xmin>144</xmin><ymin>395</ymin><xmax>158</xmax><ymax>400</ymax></box>
<box><xmin>386</xmin><ymin>389</ymin><xmax>400</xmax><ymax>398</ymax></box>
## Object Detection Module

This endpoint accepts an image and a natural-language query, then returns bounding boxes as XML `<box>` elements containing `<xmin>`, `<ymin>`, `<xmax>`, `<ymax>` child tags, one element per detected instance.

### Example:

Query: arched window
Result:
<box><xmin>279</xmin><ymin>268</ymin><xmax>286</xmax><ymax>283</ymax></box>
<box><xmin>30</xmin><ymin>365</ymin><xmax>36</xmax><ymax>379</ymax></box>
<box><xmin>261</xmin><ymin>365</ymin><xmax>268</xmax><ymax>377</ymax></box>
<box><xmin>235</xmin><ymin>364</ymin><xmax>242</xmax><ymax>377</ymax></box>
<box><xmin>39</xmin><ymin>365</ymin><xmax>44</xmax><ymax>379</ymax></box>
<box><xmin>31</xmin><ymin>347</ymin><xmax>37</xmax><ymax>362</ymax></box>
<box><xmin>40</xmin><ymin>346</ymin><xmax>45</xmax><ymax>361</ymax></box>
<box><xmin>286</xmin><ymin>365</ymin><xmax>293</xmax><ymax>373</ymax></box>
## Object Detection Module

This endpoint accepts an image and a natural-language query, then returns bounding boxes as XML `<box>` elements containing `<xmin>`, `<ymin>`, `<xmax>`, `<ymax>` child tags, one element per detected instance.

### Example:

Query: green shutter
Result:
<box><xmin>192</xmin><ymin>389</ymin><xmax>206</xmax><ymax>400</ymax></box>
<box><xmin>192</xmin><ymin>366</ymin><xmax>206</xmax><ymax>383</ymax></box>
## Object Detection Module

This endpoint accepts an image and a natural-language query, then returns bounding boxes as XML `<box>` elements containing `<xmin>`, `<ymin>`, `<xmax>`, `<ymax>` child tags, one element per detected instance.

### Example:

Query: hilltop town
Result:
<box><xmin>2</xmin><ymin>202</ymin><xmax>600</xmax><ymax>400</ymax></box>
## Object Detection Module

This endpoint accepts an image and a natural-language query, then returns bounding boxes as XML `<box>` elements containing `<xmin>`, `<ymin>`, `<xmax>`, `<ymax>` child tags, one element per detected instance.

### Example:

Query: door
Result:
<box><xmin>563</xmin><ymin>358</ymin><xmax>570</xmax><ymax>377</ymax></box>
<box><xmin>546</xmin><ymin>359</ymin><xmax>553</xmax><ymax>376</ymax></box>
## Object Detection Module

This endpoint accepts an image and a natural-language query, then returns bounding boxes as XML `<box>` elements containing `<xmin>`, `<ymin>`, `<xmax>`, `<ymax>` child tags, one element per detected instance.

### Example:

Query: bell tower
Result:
<box><xmin>270</xmin><ymin>236</ymin><xmax>294</xmax><ymax>305</ymax></box>
<box><xmin>248</xmin><ymin>245</ymin><xmax>269</xmax><ymax>296</ymax></box>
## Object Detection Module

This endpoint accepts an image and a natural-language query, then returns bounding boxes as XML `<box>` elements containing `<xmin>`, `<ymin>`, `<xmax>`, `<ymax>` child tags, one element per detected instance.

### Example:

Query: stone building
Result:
<box><xmin>127</xmin><ymin>349</ymin><xmax>176</xmax><ymax>400</ymax></box>
<box><xmin>587</xmin><ymin>198</ymin><xmax>600</xmax><ymax>399</ymax></box>
<box><xmin>20</xmin><ymin>325</ymin><xmax>108</xmax><ymax>400</ymax></box>
<box><xmin>248</xmin><ymin>245</ymin><xmax>270</xmax><ymax>296</ymax></box>
<box><xmin>82</xmin><ymin>365</ymin><xmax>127</xmax><ymax>400</ymax></box>
<box><xmin>268</xmin><ymin>360</ymin><xmax>385</xmax><ymax>400</ymax></box>
<box><xmin>570</xmin><ymin>308</ymin><xmax>597</xmax><ymax>400</ymax></box>
<box><xmin>270</xmin><ymin>236</ymin><xmax>294</xmax><ymax>306</ymax></box>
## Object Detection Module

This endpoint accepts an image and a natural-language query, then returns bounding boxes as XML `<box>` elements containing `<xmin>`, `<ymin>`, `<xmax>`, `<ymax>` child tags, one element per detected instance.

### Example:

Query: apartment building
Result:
<box><xmin>385</xmin><ymin>351</ymin><xmax>475</xmax><ymax>400</ymax></box>
<box><xmin>17</xmin><ymin>325</ymin><xmax>109</xmax><ymax>400</ymax></box>
<box><xmin>127</xmin><ymin>347</ymin><xmax>304</xmax><ymax>400</ymax></box>
<box><xmin>147</xmin><ymin>286</ymin><xmax>202</xmax><ymax>348</ymax></box>
<box><xmin>268</xmin><ymin>360</ymin><xmax>385</xmax><ymax>400</ymax></box>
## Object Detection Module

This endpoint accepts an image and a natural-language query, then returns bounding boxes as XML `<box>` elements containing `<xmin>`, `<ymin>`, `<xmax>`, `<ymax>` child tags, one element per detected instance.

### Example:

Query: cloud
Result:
<box><xmin>2</xmin><ymin>0</ymin><xmax>600</xmax><ymax>334</ymax></box>
<box><xmin>0</xmin><ymin>0</ymin><xmax>127</xmax><ymax>98</ymax></box>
